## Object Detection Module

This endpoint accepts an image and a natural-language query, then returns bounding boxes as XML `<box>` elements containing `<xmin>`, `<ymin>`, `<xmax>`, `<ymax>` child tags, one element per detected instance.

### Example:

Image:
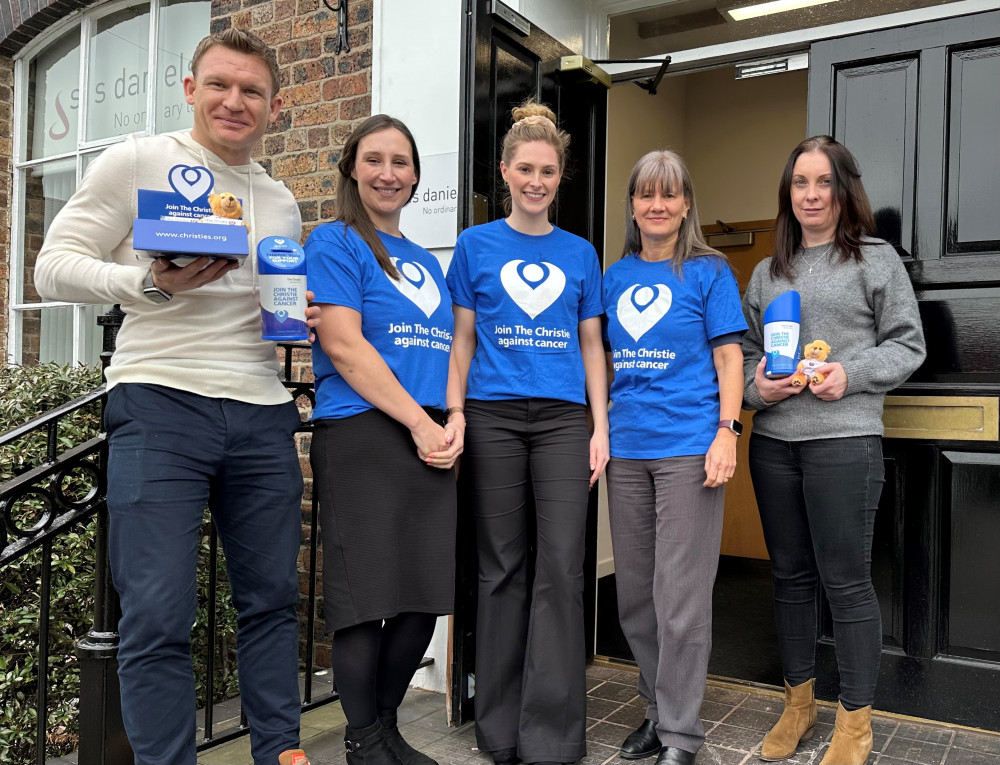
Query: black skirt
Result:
<box><xmin>311</xmin><ymin>408</ymin><xmax>457</xmax><ymax>632</ymax></box>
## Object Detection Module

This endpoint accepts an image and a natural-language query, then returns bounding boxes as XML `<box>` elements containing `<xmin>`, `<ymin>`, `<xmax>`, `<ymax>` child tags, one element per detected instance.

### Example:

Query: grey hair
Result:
<box><xmin>622</xmin><ymin>149</ymin><xmax>723</xmax><ymax>272</ymax></box>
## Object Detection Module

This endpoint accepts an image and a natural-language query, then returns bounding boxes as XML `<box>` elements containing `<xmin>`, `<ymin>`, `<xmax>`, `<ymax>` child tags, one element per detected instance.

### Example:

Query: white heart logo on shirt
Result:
<box><xmin>388</xmin><ymin>258</ymin><xmax>441</xmax><ymax>318</ymax></box>
<box><xmin>617</xmin><ymin>284</ymin><xmax>672</xmax><ymax>342</ymax></box>
<box><xmin>168</xmin><ymin>164</ymin><xmax>215</xmax><ymax>203</ymax></box>
<box><xmin>500</xmin><ymin>260</ymin><xmax>566</xmax><ymax>320</ymax></box>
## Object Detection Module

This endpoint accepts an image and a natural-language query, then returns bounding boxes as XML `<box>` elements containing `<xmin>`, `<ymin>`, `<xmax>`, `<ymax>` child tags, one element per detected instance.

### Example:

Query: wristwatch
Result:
<box><xmin>718</xmin><ymin>419</ymin><xmax>744</xmax><ymax>437</ymax></box>
<box><xmin>142</xmin><ymin>269</ymin><xmax>172</xmax><ymax>303</ymax></box>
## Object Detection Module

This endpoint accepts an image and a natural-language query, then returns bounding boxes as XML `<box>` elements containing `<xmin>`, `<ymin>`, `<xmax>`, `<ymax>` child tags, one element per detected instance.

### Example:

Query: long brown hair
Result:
<box><xmin>337</xmin><ymin>114</ymin><xmax>422</xmax><ymax>280</ymax></box>
<box><xmin>622</xmin><ymin>149</ymin><xmax>724</xmax><ymax>273</ymax></box>
<box><xmin>771</xmin><ymin>135</ymin><xmax>876</xmax><ymax>280</ymax></box>
<box><xmin>500</xmin><ymin>100</ymin><xmax>570</xmax><ymax>216</ymax></box>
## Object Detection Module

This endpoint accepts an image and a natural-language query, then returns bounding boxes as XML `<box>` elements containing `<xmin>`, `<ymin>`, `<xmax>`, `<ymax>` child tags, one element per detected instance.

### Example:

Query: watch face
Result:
<box><xmin>143</xmin><ymin>286</ymin><xmax>171</xmax><ymax>303</ymax></box>
<box><xmin>721</xmin><ymin>419</ymin><xmax>743</xmax><ymax>436</ymax></box>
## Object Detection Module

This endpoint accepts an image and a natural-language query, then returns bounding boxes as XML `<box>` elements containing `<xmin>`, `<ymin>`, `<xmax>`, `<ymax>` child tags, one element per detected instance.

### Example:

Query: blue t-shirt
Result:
<box><xmin>447</xmin><ymin>219</ymin><xmax>603</xmax><ymax>404</ymax></box>
<box><xmin>603</xmin><ymin>253</ymin><xmax>747</xmax><ymax>459</ymax></box>
<box><xmin>306</xmin><ymin>222</ymin><xmax>453</xmax><ymax>419</ymax></box>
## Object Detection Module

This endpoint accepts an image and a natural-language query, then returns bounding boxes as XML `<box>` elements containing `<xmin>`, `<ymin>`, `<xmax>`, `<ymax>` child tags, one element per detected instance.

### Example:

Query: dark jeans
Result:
<box><xmin>464</xmin><ymin>398</ymin><xmax>590</xmax><ymax>763</ymax></box>
<box><xmin>748</xmin><ymin>433</ymin><xmax>885</xmax><ymax>710</ymax></box>
<box><xmin>105</xmin><ymin>383</ymin><xmax>304</xmax><ymax>765</ymax></box>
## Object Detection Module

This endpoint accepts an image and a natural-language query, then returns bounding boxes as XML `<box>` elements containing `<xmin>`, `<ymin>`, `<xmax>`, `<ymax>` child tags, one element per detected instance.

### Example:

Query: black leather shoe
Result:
<box><xmin>654</xmin><ymin>746</ymin><xmax>696</xmax><ymax>765</ymax></box>
<box><xmin>620</xmin><ymin>719</ymin><xmax>661</xmax><ymax>760</ymax></box>
<box><xmin>492</xmin><ymin>748</ymin><xmax>520</xmax><ymax>765</ymax></box>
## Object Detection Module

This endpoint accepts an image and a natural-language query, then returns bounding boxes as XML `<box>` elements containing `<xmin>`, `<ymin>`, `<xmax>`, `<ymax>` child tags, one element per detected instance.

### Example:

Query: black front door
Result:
<box><xmin>451</xmin><ymin>0</ymin><xmax>608</xmax><ymax>726</ymax></box>
<box><xmin>808</xmin><ymin>10</ymin><xmax>1000</xmax><ymax>728</ymax></box>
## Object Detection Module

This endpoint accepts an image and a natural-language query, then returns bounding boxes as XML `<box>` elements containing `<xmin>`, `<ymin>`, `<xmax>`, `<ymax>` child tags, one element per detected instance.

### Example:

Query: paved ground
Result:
<box><xmin>195</xmin><ymin>662</ymin><xmax>1000</xmax><ymax>765</ymax></box>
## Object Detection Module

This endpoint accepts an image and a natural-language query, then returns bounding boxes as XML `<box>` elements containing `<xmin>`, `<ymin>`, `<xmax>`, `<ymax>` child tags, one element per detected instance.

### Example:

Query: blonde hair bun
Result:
<box><xmin>511</xmin><ymin>101</ymin><xmax>557</xmax><ymax>129</ymax></box>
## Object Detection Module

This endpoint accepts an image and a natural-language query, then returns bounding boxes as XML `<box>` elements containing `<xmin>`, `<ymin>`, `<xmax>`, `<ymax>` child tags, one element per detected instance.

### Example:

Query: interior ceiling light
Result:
<box><xmin>725</xmin><ymin>0</ymin><xmax>839</xmax><ymax>22</ymax></box>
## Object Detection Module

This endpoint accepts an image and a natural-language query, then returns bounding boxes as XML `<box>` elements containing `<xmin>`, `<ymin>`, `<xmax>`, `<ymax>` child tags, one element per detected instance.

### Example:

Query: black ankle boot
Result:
<box><xmin>378</xmin><ymin>711</ymin><xmax>438</xmax><ymax>765</ymax></box>
<box><xmin>345</xmin><ymin>720</ymin><xmax>403</xmax><ymax>765</ymax></box>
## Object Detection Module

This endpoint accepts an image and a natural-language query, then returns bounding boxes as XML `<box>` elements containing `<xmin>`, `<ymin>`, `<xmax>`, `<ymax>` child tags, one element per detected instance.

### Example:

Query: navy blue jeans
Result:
<box><xmin>105</xmin><ymin>383</ymin><xmax>304</xmax><ymax>765</ymax></box>
<box><xmin>748</xmin><ymin>433</ymin><xmax>885</xmax><ymax>710</ymax></box>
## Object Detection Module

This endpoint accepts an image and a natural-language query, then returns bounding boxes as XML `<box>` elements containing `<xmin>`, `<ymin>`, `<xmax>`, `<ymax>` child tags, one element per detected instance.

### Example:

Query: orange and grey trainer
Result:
<box><xmin>278</xmin><ymin>749</ymin><xmax>310</xmax><ymax>765</ymax></box>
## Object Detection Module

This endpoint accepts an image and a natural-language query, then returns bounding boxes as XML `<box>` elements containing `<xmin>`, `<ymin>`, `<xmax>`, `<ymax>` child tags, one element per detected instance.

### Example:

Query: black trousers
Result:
<box><xmin>748</xmin><ymin>433</ymin><xmax>885</xmax><ymax>709</ymax></box>
<box><xmin>464</xmin><ymin>398</ymin><xmax>591</xmax><ymax>764</ymax></box>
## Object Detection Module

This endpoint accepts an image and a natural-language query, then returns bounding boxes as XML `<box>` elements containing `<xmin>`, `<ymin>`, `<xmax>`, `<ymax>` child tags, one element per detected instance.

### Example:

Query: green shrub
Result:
<box><xmin>0</xmin><ymin>364</ymin><xmax>240</xmax><ymax>762</ymax></box>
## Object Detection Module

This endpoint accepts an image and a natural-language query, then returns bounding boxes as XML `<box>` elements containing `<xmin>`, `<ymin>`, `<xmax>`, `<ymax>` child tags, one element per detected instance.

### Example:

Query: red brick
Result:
<box><xmin>294</xmin><ymin>101</ymin><xmax>339</xmax><ymax>127</ymax></box>
<box><xmin>293</xmin><ymin>10</ymin><xmax>337</xmax><ymax>38</ymax></box>
<box><xmin>286</xmin><ymin>129</ymin><xmax>308</xmax><ymax>152</ymax></box>
<box><xmin>264</xmin><ymin>135</ymin><xmax>286</xmax><ymax>155</ymax></box>
<box><xmin>258</xmin><ymin>19</ymin><xmax>292</xmax><ymax>46</ymax></box>
<box><xmin>340</xmin><ymin>94</ymin><xmax>370</xmax><ymax>121</ymax></box>
<box><xmin>273</xmin><ymin>152</ymin><xmax>317</xmax><ymax>178</ymax></box>
<box><xmin>321</xmin><ymin>72</ymin><xmax>367</xmax><ymax>101</ymax></box>
<box><xmin>307</xmin><ymin>127</ymin><xmax>329</xmax><ymax>148</ymax></box>
<box><xmin>286</xmin><ymin>81</ymin><xmax>321</xmax><ymax>107</ymax></box>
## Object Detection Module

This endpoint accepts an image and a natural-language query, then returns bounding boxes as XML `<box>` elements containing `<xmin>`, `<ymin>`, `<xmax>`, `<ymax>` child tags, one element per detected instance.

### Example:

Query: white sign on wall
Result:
<box><xmin>400</xmin><ymin>152</ymin><xmax>459</xmax><ymax>250</ymax></box>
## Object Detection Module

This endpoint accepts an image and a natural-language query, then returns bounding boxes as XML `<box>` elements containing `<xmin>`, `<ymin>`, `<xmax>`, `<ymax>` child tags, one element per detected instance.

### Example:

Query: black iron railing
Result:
<box><xmin>0</xmin><ymin>308</ymin><xmax>332</xmax><ymax>765</ymax></box>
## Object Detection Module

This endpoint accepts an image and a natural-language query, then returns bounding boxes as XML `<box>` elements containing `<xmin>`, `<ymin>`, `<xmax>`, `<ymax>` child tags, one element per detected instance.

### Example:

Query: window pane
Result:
<box><xmin>78</xmin><ymin>304</ymin><xmax>113</xmax><ymax>366</ymax></box>
<box><xmin>28</xmin><ymin>29</ymin><xmax>81</xmax><ymax>161</ymax></box>
<box><xmin>21</xmin><ymin>158</ymin><xmax>77</xmax><ymax>304</ymax></box>
<box><xmin>156</xmin><ymin>0</ymin><xmax>210</xmax><ymax>134</ymax></box>
<box><xmin>14</xmin><ymin>305</ymin><xmax>110</xmax><ymax>366</ymax></box>
<box><xmin>86</xmin><ymin>5</ymin><xmax>151</xmax><ymax>141</ymax></box>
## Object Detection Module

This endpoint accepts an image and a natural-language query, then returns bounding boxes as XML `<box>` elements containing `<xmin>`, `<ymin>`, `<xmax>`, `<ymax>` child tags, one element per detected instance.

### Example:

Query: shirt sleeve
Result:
<box><xmin>34</xmin><ymin>140</ymin><xmax>146</xmax><ymax>305</ymax></box>
<box><xmin>578</xmin><ymin>243</ymin><xmax>604</xmax><ymax>321</ymax></box>
<box><xmin>446</xmin><ymin>234</ymin><xmax>476</xmax><ymax>310</ymax></box>
<box><xmin>304</xmin><ymin>225</ymin><xmax>364</xmax><ymax>312</ymax></box>
<box><xmin>741</xmin><ymin>261</ymin><xmax>774</xmax><ymax>411</ymax></box>
<box><xmin>841</xmin><ymin>245</ymin><xmax>927</xmax><ymax>395</ymax></box>
<box><xmin>705</xmin><ymin>260</ymin><xmax>749</xmax><ymax>340</ymax></box>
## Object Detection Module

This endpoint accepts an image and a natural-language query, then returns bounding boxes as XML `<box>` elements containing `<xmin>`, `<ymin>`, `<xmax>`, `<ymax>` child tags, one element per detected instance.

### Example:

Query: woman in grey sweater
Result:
<box><xmin>741</xmin><ymin>136</ymin><xmax>926</xmax><ymax>765</ymax></box>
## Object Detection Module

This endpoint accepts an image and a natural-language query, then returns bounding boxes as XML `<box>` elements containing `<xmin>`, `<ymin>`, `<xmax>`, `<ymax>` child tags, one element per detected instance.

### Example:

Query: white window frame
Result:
<box><xmin>6</xmin><ymin>0</ymin><xmax>201</xmax><ymax>366</ymax></box>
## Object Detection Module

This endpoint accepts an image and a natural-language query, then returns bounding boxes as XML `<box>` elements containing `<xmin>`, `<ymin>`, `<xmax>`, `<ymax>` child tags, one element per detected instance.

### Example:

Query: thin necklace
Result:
<box><xmin>799</xmin><ymin>242</ymin><xmax>834</xmax><ymax>274</ymax></box>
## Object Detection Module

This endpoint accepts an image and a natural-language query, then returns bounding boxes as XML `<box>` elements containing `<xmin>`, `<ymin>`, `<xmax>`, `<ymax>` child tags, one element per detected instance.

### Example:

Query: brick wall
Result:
<box><xmin>0</xmin><ymin>55</ymin><xmax>12</xmax><ymax>364</ymax></box>
<box><xmin>211</xmin><ymin>0</ymin><xmax>373</xmax><ymax>241</ymax></box>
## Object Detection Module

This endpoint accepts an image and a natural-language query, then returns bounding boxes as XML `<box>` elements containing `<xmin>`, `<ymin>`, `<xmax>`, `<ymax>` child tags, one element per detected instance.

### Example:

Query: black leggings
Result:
<box><xmin>330</xmin><ymin>612</ymin><xmax>438</xmax><ymax>728</ymax></box>
<box><xmin>749</xmin><ymin>433</ymin><xmax>885</xmax><ymax>710</ymax></box>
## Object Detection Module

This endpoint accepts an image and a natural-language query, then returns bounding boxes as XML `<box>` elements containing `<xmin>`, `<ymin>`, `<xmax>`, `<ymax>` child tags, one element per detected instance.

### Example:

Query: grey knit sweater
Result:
<box><xmin>741</xmin><ymin>239</ymin><xmax>926</xmax><ymax>441</ymax></box>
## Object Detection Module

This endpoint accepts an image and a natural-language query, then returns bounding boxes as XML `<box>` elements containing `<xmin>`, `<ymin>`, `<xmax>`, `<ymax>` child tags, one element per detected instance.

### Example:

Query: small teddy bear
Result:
<box><xmin>790</xmin><ymin>340</ymin><xmax>831</xmax><ymax>387</ymax></box>
<box><xmin>203</xmin><ymin>192</ymin><xmax>249</xmax><ymax>232</ymax></box>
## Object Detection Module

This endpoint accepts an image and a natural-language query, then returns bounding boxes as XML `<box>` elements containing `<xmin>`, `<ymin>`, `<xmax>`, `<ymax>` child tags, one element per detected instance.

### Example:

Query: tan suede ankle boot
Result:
<box><xmin>819</xmin><ymin>703</ymin><xmax>873</xmax><ymax>765</ymax></box>
<box><xmin>760</xmin><ymin>679</ymin><xmax>817</xmax><ymax>761</ymax></box>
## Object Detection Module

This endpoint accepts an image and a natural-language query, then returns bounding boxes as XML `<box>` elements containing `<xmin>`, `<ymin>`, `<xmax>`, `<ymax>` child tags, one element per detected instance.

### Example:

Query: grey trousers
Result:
<box><xmin>607</xmin><ymin>455</ymin><xmax>725</xmax><ymax>754</ymax></box>
<box><xmin>466</xmin><ymin>399</ymin><xmax>591</xmax><ymax>764</ymax></box>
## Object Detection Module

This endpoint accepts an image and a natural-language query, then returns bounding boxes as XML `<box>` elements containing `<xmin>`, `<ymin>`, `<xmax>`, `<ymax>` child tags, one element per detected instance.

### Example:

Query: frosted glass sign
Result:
<box><xmin>29</xmin><ymin>31</ymin><xmax>80</xmax><ymax>160</ymax></box>
<box><xmin>86</xmin><ymin>6</ymin><xmax>151</xmax><ymax>141</ymax></box>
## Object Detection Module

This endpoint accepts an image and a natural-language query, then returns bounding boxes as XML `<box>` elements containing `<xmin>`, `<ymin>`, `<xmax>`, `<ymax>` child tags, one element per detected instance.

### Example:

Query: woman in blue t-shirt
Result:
<box><xmin>305</xmin><ymin>114</ymin><xmax>464</xmax><ymax>765</ymax></box>
<box><xmin>602</xmin><ymin>150</ymin><xmax>746</xmax><ymax>765</ymax></box>
<box><xmin>448</xmin><ymin>101</ymin><xmax>609</xmax><ymax>765</ymax></box>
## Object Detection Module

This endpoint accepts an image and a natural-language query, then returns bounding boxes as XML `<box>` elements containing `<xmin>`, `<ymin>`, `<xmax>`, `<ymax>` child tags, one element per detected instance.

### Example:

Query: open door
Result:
<box><xmin>807</xmin><ymin>10</ymin><xmax>1000</xmax><ymax>728</ymax></box>
<box><xmin>451</xmin><ymin>0</ymin><xmax>608</xmax><ymax>726</ymax></box>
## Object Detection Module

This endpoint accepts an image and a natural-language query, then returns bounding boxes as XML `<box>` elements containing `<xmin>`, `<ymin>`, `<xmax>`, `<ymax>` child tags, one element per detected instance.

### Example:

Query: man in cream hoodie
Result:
<box><xmin>36</xmin><ymin>28</ymin><xmax>312</xmax><ymax>765</ymax></box>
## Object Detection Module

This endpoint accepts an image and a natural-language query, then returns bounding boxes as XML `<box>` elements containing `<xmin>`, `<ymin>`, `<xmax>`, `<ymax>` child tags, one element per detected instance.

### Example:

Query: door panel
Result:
<box><xmin>454</xmin><ymin>0</ymin><xmax>608</xmax><ymax>726</ymax></box>
<box><xmin>947</xmin><ymin>46</ymin><xmax>1000</xmax><ymax>255</ymax></box>
<box><xmin>834</xmin><ymin>58</ymin><xmax>918</xmax><ymax>256</ymax></box>
<box><xmin>808</xmin><ymin>10</ymin><xmax>1000</xmax><ymax>728</ymax></box>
